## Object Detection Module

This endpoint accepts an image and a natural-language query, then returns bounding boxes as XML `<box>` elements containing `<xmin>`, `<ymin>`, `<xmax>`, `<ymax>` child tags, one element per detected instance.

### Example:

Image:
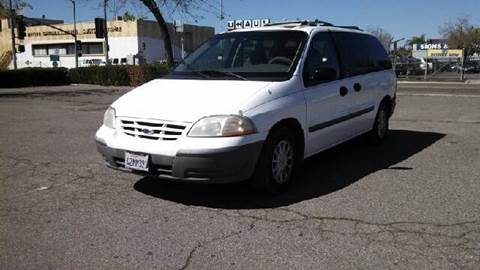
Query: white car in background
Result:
<box><xmin>95</xmin><ymin>20</ymin><xmax>396</xmax><ymax>192</ymax></box>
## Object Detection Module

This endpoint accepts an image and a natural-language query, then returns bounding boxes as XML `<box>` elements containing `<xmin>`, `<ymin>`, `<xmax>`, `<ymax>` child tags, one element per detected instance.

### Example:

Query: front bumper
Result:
<box><xmin>95</xmin><ymin>138</ymin><xmax>264</xmax><ymax>184</ymax></box>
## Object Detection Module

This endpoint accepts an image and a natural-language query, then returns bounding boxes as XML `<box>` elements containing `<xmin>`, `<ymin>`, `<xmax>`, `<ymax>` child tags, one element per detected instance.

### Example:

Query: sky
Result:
<box><xmin>23</xmin><ymin>0</ymin><xmax>480</xmax><ymax>45</ymax></box>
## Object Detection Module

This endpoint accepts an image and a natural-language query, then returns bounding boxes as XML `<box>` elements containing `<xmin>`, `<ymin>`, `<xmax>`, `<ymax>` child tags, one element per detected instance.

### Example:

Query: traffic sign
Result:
<box><xmin>50</xmin><ymin>55</ymin><xmax>60</xmax><ymax>62</ymax></box>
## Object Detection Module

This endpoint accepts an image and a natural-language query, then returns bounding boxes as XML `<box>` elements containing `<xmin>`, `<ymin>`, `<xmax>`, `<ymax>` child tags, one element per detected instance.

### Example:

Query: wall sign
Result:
<box><xmin>414</xmin><ymin>43</ymin><xmax>449</xmax><ymax>51</ymax></box>
<box><xmin>27</xmin><ymin>26</ymin><xmax>122</xmax><ymax>38</ymax></box>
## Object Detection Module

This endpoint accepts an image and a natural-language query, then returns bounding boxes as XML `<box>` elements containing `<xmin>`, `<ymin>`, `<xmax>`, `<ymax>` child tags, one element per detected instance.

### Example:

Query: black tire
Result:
<box><xmin>368</xmin><ymin>102</ymin><xmax>390</xmax><ymax>145</ymax></box>
<box><xmin>250</xmin><ymin>126</ymin><xmax>300</xmax><ymax>194</ymax></box>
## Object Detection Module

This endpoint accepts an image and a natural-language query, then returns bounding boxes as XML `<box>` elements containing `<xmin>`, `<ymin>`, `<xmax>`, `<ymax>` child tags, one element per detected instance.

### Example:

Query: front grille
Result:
<box><xmin>119</xmin><ymin>118</ymin><xmax>188</xmax><ymax>141</ymax></box>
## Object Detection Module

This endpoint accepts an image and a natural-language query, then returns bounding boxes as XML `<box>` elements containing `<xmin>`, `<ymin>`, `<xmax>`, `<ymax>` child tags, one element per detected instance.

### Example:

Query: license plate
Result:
<box><xmin>125</xmin><ymin>152</ymin><xmax>149</xmax><ymax>171</ymax></box>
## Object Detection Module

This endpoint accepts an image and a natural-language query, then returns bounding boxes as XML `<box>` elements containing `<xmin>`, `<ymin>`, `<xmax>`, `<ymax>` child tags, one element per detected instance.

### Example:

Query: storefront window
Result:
<box><xmin>31</xmin><ymin>42</ymin><xmax>104</xmax><ymax>56</ymax></box>
<box><xmin>32</xmin><ymin>45</ymin><xmax>48</xmax><ymax>56</ymax></box>
<box><xmin>85</xmin><ymin>43</ymin><xmax>103</xmax><ymax>54</ymax></box>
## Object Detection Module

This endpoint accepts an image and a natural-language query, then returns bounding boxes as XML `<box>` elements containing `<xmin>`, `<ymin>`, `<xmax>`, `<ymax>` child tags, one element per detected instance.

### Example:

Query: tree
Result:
<box><xmin>122</xmin><ymin>11</ymin><xmax>136</xmax><ymax>21</ymax></box>
<box><xmin>406</xmin><ymin>34</ymin><xmax>426</xmax><ymax>47</ymax></box>
<box><xmin>110</xmin><ymin>0</ymin><xmax>220</xmax><ymax>68</ymax></box>
<box><xmin>367</xmin><ymin>26</ymin><xmax>393</xmax><ymax>51</ymax></box>
<box><xmin>440</xmin><ymin>16</ymin><xmax>480</xmax><ymax>58</ymax></box>
<box><xmin>0</xmin><ymin>0</ymin><xmax>31</xmax><ymax>16</ymax></box>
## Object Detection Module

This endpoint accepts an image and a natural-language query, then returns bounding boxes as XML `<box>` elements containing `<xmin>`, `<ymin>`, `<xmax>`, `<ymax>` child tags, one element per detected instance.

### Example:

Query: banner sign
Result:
<box><xmin>414</xmin><ymin>43</ymin><xmax>448</xmax><ymax>51</ymax></box>
<box><xmin>427</xmin><ymin>49</ymin><xmax>463</xmax><ymax>58</ymax></box>
<box><xmin>227</xmin><ymin>19</ymin><xmax>271</xmax><ymax>31</ymax></box>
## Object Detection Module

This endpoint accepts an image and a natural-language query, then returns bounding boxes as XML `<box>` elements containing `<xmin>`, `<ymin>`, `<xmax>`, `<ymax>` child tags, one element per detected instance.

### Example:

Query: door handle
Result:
<box><xmin>354</xmin><ymin>83</ymin><xmax>362</xmax><ymax>92</ymax></box>
<box><xmin>339</xmin><ymin>86</ymin><xmax>349</xmax><ymax>97</ymax></box>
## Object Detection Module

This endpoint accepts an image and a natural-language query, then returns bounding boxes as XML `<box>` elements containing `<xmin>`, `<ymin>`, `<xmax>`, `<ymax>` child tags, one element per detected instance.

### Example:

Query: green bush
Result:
<box><xmin>69</xmin><ymin>64</ymin><xmax>169</xmax><ymax>86</ymax></box>
<box><xmin>68</xmin><ymin>65</ymin><xmax>130</xmax><ymax>86</ymax></box>
<box><xmin>0</xmin><ymin>64</ymin><xmax>169</xmax><ymax>88</ymax></box>
<box><xmin>0</xmin><ymin>67</ymin><xmax>70</xmax><ymax>88</ymax></box>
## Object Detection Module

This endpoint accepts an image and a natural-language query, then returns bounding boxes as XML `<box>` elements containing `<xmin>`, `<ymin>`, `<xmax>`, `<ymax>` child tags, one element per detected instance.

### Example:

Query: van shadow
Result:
<box><xmin>133</xmin><ymin>130</ymin><xmax>445</xmax><ymax>209</ymax></box>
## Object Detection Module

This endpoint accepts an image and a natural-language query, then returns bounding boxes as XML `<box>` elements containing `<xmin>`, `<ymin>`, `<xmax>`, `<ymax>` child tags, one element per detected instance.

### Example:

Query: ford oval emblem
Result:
<box><xmin>141</xmin><ymin>128</ymin><xmax>155</xmax><ymax>135</ymax></box>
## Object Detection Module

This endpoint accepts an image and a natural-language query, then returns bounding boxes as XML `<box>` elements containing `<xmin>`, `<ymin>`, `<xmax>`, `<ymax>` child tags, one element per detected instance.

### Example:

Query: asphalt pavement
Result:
<box><xmin>1</xmin><ymin>83</ymin><xmax>479</xmax><ymax>269</ymax></box>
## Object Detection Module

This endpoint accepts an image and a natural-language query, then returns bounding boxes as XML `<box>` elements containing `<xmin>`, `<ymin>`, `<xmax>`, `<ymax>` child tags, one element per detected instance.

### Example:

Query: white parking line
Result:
<box><xmin>398</xmin><ymin>93</ymin><xmax>480</xmax><ymax>98</ymax></box>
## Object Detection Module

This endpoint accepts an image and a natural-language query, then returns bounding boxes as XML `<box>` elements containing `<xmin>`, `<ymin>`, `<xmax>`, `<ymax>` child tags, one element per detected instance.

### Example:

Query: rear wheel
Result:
<box><xmin>251</xmin><ymin>127</ymin><xmax>299</xmax><ymax>193</ymax></box>
<box><xmin>368</xmin><ymin>102</ymin><xmax>389</xmax><ymax>145</ymax></box>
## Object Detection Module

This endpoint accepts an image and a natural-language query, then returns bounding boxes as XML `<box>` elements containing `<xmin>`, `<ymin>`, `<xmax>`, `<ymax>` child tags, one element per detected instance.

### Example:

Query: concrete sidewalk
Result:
<box><xmin>1</xmin><ymin>81</ymin><xmax>478</xmax><ymax>97</ymax></box>
<box><xmin>398</xmin><ymin>80</ymin><xmax>480</xmax><ymax>85</ymax></box>
<box><xmin>0</xmin><ymin>84</ymin><xmax>133</xmax><ymax>96</ymax></box>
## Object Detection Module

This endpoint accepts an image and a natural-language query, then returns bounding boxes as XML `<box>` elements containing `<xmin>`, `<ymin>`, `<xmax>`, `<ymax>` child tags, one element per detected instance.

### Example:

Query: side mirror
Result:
<box><xmin>304</xmin><ymin>67</ymin><xmax>337</xmax><ymax>86</ymax></box>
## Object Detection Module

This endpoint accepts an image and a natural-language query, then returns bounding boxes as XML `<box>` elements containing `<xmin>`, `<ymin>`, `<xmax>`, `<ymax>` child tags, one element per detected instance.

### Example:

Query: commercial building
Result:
<box><xmin>0</xmin><ymin>16</ymin><xmax>64</xmax><ymax>69</ymax></box>
<box><xmin>0</xmin><ymin>17</ymin><xmax>214</xmax><ymax>69</ymax></box>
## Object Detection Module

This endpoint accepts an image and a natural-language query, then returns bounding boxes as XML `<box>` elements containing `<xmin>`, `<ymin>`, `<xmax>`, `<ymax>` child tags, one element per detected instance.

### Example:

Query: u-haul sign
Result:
<box><xmin>227</xmin><ymin>19</ymin><xmax>271</xmax><ymax>31</ymax></box>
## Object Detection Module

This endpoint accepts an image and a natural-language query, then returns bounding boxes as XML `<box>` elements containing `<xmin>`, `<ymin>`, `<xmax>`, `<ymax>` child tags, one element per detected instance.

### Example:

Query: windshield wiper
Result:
<box><xmin>180</xmin><ymin>63</ymin><xmax>211</xmax><ymax>79</ymax></box>
<box><xmin>197</xmin><ymin>70</ymin><xmax>249</xmax><ymax>81</ymax></box>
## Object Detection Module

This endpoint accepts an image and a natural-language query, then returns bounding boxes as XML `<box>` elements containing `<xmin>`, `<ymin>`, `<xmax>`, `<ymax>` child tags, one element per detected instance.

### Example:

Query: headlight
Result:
<box><xmin>188</xmin><ymin>115</ymin><xmax>256</xmax><ymax>137</ymax></box>
<box><xmin>103</xmin><ymin>107</ymin><xmax>116</xmax><ymax>129</ymax></box>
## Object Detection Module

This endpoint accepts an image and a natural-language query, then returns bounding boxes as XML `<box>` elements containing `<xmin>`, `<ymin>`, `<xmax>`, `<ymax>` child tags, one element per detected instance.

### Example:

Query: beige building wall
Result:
<box><xmin>1</xmin><ymin>18</ymin><xmax>13</xmax><ymax>53</ymax></box>
<box><xmin>0</xmin><ymin>18</ymin><xmax>15</xmax><ymax>69</ymax></box>
<box><xmin>1</xmin><ymin>18</ymin><xmax>214</xmax><ymax>69</ymax></box>
<box><xmin>24</xmin><ymin>19</ymin><xmax>213</xmax><ymax>52</ymax></box>
<box><xmin>25</xmin><ymin>20</ymin><xmax>139</xmax><ymax>42</ymax></box>
<box><xmin>137</xmin><ymin>20</ymin><xmax>214</xmax><ymax>53</ymax></box>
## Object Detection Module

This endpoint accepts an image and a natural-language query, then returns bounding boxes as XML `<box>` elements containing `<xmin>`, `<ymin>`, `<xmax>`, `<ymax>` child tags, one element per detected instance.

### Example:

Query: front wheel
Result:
<box><xmin>251</xmin><ymin>127</ymin><xmax>299</xmax><ymax>194</ymax></box>
<box><xmin>368</xmin><ymin>103</ymin><xmax>389</xmax><ymax>145</ymax></box>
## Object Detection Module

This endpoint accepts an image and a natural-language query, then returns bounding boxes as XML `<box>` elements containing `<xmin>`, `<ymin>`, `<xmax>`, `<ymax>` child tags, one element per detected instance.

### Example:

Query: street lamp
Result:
<box><xmin>69</xmin><ymin>0</ymin><xmax>78</xmax><ymax>68</ymax></box>
<box><xmin>103</xmin><ymin>0</ymin><xmax>110</xmax><ymax>64</ymax></box>
<box><xmin>9</xmin><ymin>0</ymin><xmax>17</xmax><ymax>69</ymax></box>
<box><xmin>392</xmin><ymin>38</ymin><xmax>405</xmax><ymax>73</ymax></box>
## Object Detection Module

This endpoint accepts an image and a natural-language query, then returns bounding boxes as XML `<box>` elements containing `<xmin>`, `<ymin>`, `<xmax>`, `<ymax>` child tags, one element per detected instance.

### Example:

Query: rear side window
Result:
<box><xmin>364</xmin><ymin>35</ymin><xmax>393</xmax><ymax>71</ymax></box>
<box><xmin>332</xmin><ymin>32</ymin><xmax>392</xmax><ymax>77</ymax></box>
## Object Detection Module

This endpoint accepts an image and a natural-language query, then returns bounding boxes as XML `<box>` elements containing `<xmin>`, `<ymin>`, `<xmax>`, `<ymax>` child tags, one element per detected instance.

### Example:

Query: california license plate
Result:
<box><xmin>125</xmin><ymin>152</ymin><xmax>149</xmax><ymax>171</ymax></box>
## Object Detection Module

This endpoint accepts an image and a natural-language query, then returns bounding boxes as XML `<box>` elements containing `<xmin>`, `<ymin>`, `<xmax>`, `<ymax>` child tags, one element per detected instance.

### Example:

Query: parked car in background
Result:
<box><xmin>82</xmin><ymin>59</ymin><xmax>107</xmax><ymax>66</ymax></box>
<box><xmin>419</xmin><ymin>58</ymin><xmax>434</xmax><ymax>72</ymax></box>
<box><xmin>457</xmin><ymin>61</ymin><xmax>480</xmax><ymax>74</ymax></box>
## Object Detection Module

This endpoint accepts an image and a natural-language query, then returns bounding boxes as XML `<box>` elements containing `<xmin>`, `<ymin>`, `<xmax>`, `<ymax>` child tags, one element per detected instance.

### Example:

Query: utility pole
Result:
<box><xmin>70</xmin><ymin>0</ymin><xmax>78</xmax><ymax>68</ymax></box>
<box><xmin>9</xmin><ymin>0</ymin><xmax>17</xmax><ymax>69</ymax></box>
<box><xmin>220</xmin><ymin>0</ymin><xmax>224</xmax><ymax>20</ymax></box>
<box><xmin>392</xmin><ymin>38</ymin><xmax>405</xmax><ymax>75</ymax></box>
<box><xmin>103</xmin><ymin>0</ymin><xmax>110</xmax><ymax>64</ymax></box>
<box><xmin>460</xmin><ymin>48</ymin><xmax>465</xmax><ymax>81</ymax></box>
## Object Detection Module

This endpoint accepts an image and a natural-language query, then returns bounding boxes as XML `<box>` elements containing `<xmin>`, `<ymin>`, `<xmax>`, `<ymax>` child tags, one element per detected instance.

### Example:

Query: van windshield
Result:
<box><xmin>171</xmin><ymin>31</ymin><xmax>308</xmax><ymax>81</ymax></box>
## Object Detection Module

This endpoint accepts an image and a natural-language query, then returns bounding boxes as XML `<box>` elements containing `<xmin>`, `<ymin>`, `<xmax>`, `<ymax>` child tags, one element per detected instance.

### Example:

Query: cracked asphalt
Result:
<box><xmin>1</xmin><ymin>84</ymin><xmax>479</xmax><ymax>269</ymax></box>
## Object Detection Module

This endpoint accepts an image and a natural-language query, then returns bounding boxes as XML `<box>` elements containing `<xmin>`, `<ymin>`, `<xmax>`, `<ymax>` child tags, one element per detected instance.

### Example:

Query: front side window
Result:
<box><xmin>303</xmin><ymin>32</ymin><xmax>340</xmax><ymax>86</ymax></box>
<box><xmin>172</xmin><ymin>31</ymin><xmax>307</xmax><ymax>81</ymax></box>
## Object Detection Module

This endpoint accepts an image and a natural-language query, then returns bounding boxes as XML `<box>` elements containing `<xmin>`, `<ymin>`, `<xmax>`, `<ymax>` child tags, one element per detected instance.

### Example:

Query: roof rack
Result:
<box><xmin>336</xmin><ymin>26</ymin><xmax>363</xmax><ymax>31</ymax></box>
<box><xmin>265</xmin><ymin>20</ymin><xmax>333</xmax><ymax>27</ymax></box>
<box><xmin>264</xmin><ymin>19</ymin><xmax>363</xmax><ymax>31</ymax></box>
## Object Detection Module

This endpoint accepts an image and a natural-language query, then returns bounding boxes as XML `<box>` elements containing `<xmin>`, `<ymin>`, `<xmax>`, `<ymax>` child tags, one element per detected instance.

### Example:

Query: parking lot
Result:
<box><xmin>1</xmin><ymin>83</ymin><xmax>479</xmax><ymax>269</ymax></box>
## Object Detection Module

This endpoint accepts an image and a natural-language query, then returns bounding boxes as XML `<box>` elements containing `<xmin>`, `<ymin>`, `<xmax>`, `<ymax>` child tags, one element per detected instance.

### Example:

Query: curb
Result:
<box><xmin>0</xmin><ymin>84</ymin><xmax>133</xmax><ymax>97</ymax></box>
<box><xmin>398</xmin><ymin>80</ymin><xmax>480</xmax><ymax>85</ymax></box>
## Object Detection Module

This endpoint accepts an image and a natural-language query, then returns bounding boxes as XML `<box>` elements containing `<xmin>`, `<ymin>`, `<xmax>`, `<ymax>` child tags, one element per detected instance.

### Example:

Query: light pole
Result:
<box><xmin>220</xmin><ymin>0</ymin><xmax>224</xmax><ymax>20</ymax></box>
<box><xmin>103</xmin><ymin>0</ymin><xmax>110</xmax><ymax>64</ymax></box>
<box><xmin>392</xmin><ymin>38</ymin><xmax>405</xmax><ymax>74</ymax></box>
<box><xmin>69</xmin><ymin>0</ymin><xmax>78</xmax><ymax>68</ymax></box>
<box><xmin>9</xmin><ymin>0</ymin><xmax>17</xmax><ymax>69</ymax></box>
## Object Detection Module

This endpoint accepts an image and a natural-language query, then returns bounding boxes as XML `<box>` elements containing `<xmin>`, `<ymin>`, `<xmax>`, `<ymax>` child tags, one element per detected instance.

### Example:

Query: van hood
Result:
<box><xmin>112</xmin><ymin>79</ymin><xmax>272</xmax><ymax>122</ymax></box>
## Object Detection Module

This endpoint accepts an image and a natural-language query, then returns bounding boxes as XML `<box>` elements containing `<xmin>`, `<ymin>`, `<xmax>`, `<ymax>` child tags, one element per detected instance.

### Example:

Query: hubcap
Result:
<box><xmin>377</xmin><ymin>110</ymin><xmax>388</xmax><ymax>138</ymax></box>
<box><xmin>271</xmin><ymin>140</ymin><xmax>294</xmax><ymax>184</ymax></box>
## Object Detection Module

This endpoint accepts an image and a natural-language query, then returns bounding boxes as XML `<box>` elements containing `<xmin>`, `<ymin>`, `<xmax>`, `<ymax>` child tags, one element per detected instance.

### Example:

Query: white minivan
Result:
<box><xmin>95</xmin><ymin>20</ymin><xmax>396</xmax><ymax>192</ymax></box>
